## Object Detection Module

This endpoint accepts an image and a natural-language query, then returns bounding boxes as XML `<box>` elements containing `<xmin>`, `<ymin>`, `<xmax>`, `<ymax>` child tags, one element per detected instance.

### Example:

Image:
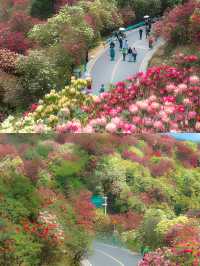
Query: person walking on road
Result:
<box><xmin>121</xmin><ymin>39</ymin><xmax>128</xmax><ymax>61</ymax></box>
<box><xmin>123</xmin><ymin>39</ymin><xmax>128</xmax><ymax>53</ymax></box>
<box><xmin>128</xmin><ymin>47</ymin><xmax>133</xmax><ymax>62</ymax></box>
<box><xmin>99</xmin><ymin>84</ymin><xmax>105</xmax><ymax>93</ymax></box>
<box><xmin>132</xmin><ymin>47</ymin><xmax>138</xmax><ymax>62</ymax></box>
<box><xmin>122</xmin><ymin>47</ymin><xmax>127</xmax><ymax>61</ymax></box>
<box><xmin>139</xmin><ymin>28</ymin><xmax>143</xmax><ymax>40</ymax></box>
<box><xmin>110</xmin><ymin>40</ymin><xmax>115</xmax><ymax>49</ymax></box>
<box><xmin>110</xmin><ymin>46</ymin><xmax>115</xmax><ymax>61</ymax></box>
<box><xmin>119</xmin><ymin>36</ymin><xmax>123</xmax><ymax>50</ymax></box>
<box><xmin>145</xmin><ymin>27</ymin><xmax>150</xmax><ymax>39</ymax></box>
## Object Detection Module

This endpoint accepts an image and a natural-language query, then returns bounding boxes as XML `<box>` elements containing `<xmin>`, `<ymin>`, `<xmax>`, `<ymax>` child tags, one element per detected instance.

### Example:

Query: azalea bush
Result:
<box><xmin>0</xmin><ymin>134</ymin><xmax>200</xmax><ymax>264</ymax></box>
<box><xmin>2</xmin><ymin>52</ymin><xmax>200</xmax><ymax>133</ymax></box>
<box><xmin>0</xmin><ymin>144</ymin><xmax>94</xmax><ymax>266</ymax></box>
<box><xmin>154</xmin><ymin>0</ymin><xmax>200</xmax><ymax>45</ymax></box>
<box><xmin>139</xmin><ymin>220</ymin><xmax>200</xmax><ymax>266</ymax></box>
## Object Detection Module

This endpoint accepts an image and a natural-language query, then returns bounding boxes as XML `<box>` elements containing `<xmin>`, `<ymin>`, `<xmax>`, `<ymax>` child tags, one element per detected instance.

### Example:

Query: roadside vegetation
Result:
<box><xmin>0</xmin><ymin>0</ymin><xmax>183</xmax><ymax>119</ymax></box>
<box><xmin>0</xmin><ymin>134</ymin><xmax>200</xmax><ymax>265</ymax></box>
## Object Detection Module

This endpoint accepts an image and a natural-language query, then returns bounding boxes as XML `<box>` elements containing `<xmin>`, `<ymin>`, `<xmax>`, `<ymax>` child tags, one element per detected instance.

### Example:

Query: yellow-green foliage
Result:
<box><xmin>156</xmin><ymin>215</ymin><xmax>189</xmax><ymax>235</ymax></box>
<box><xmin>129</xmin><ymin>146</ymin><xmax>144</xmax><ymax>157</ymax></box>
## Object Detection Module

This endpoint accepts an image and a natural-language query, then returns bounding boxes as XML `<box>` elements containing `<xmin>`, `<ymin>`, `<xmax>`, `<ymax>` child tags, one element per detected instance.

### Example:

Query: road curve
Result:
<box><xmin>88</xmin><ymin>241</ymin><xmax>142</xmax><ymax>266</ymax></box>
<box><xmin>87</xmin><ymin>28</ymin><xmax>164</xmax><ymax>94</ymax></box>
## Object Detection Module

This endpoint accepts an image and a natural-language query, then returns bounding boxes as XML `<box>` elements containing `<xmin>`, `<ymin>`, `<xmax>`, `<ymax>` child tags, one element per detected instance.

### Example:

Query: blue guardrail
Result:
<box><xmin>125</xmin><ymin>21</ymin><xmax>145</xmax><ymax>32</ymax></box>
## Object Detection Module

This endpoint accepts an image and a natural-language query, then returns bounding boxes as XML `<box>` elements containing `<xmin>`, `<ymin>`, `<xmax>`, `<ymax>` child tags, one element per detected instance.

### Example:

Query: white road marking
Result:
<box><xmin>96</xmin><ymin>242</ymin><xmax>140</xmax><ymax>256</ymax></box>
<box><xmin>110</xmin><ymin>39</ymin><xmax>142</xmax><ymax>83</ymax></box>
<box><xmin>88</xmin><ymin>27</ymin><xmax>144</xmax><ymax>76</ymax></box>
<box><xmin>96</xmin><ymin>248</ymin><xmax>125</xmax><ymax>266</ymax></box>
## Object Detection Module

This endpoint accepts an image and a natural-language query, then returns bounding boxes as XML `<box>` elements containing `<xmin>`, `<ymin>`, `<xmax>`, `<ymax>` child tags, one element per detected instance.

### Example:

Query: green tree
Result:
<box><xmin>30</xmin><ymin>0</ymin><xmax>54</xmax><ymax>19</ymax></box>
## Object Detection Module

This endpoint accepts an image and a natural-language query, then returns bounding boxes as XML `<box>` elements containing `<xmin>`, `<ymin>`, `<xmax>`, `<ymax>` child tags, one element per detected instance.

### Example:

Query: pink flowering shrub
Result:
<box><xmin>78</xmin><ymin>63</ymin><xmax>200</xmax><ymax>133</ymax></box>
<box><xmin>0</xmin><ymin>144</ymin><xmax>18</xmax><ymax>159</ymax></box>
<box><xmin>138</xmin><ymin>247</ymin><xmax>175</xmax><ymax>266</ymax></box>
<box><xmin>139</xmin><ymin>220</ymin><xmax>200</xmax><ymax>266</ymax></box>
<box><xmin>153</xmin><ymin>0</ymin><xmax>198</xmax><ymax>44</ymax></box>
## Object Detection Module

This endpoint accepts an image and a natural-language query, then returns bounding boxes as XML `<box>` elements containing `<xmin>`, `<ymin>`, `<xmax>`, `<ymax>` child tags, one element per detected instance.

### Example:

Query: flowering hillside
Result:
<box><xmin>0</xmin><ymin>134</ymin><xmax>200</xmax><ymax>265</ymax></box>
<box><xmin>1</xmin><ymin>51</ymin><xmax>200</xmax><ymax>133</ymax></box>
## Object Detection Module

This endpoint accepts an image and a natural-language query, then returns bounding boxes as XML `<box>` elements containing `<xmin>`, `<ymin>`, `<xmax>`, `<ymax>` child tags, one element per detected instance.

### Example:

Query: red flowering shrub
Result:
<box><xmin>176</xmin><ymin>142</ymin><xmax>199</xmax><ymax>167</ymax></box>
<box><xmin>78</xmin><ymin>62</ymin><xmax>200</xmax><ymax>133</ymax></box>
<box><xmin>22</xmin><ymin>220</ymin><xmax>63</xmax><ymax>245</ymax></box>
<box><xmin>73</xmin><ymin>190</ymin><xmax>95</xmax><ymax>231</ymax></box>
<box><xmin>154</xmin><ymin>0</ymin><xmax>197</xmax><ymax>44</ymax></box>
<box><xmin>9</xmin><ymin>11</ymin><xmax>39</xmax><ymax>34</ymax></box>
<box><xmin>154</xmin><ymin>0</ymin><xmax>200</xmax><ymax>46</ymax></box>
<box><xmin>0</xmin><ymin>31</ymin><xmax>31</xmax><ymax>54</ymax></box>
<box><xmin>23</xmin><ymin>160</ymin><xmax>41</xmax><ymax>182</ymax></box>
<box><xmin>149</xmin><ymin>159</ymin><xmax>174</xmax><ymax>177</ymax></box>
<box><xmin>122</xmin><ymin>150</ymin><xmax>146</xmax><ymax>165</ymax></box>
<box><xmin>110</xmin><ymin>211</ymin><xmax>143</xmax><ymax>231</ymax></box>
<box><xmin>0</xmin><ymin>49</ymin><xmax>18</xmax><ymax>73</ymax></box>
<box><xmin>0</xmin><ymin>144</ymin><xmax>18</xmax><ymax>159</ymax></box>
<box><xmin>140</xmin><ymin>192</ymin><xmax>153</xmax><ymax>205</ymax></box>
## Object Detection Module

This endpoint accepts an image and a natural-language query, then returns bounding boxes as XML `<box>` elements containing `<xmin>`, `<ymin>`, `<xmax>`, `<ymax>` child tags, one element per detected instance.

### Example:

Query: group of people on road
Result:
<box><xmin>109</xmin><ymin>34</ymin><xmax>138</xmax><ymax>63</ymax></box>
<box><xmin>109</xmin><ymin>18</ymin><xmax>155</xmax><ymax>62</ymax></box>
<box><xmin>138</xmin><ymin>19</ymin><xmax>154</xmax><ymax>48</ymax></box>
<box><xmin>102</xmin><ymin>18</ymin><xmax>157</xmax><ymax>93</ymax></box>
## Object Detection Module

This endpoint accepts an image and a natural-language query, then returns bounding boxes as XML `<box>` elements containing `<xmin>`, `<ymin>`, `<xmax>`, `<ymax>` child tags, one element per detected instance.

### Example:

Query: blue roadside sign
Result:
<box><xmin>91</xmin><ymin>195</ymin><xmax>104</xmax><ymax>208</ymax></box>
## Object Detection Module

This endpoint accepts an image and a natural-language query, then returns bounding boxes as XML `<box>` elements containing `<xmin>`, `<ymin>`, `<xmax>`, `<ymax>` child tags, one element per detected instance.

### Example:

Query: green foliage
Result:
<box><xmin>5</xmin><ymin>174</ymin><xmax>41</xmax><ymax>219</ymax></box>
<box><xmin>132</xmin><ymin>0</ymin><xmax>162</xmax><ymax>20</ymax></box>
<box><xmin>35</xmin><ymin>143</ymin><xmax>53</xmax><ymax>158</ymax></box>
<box><xmin>139</xmin><ymin>208</ymin><xmax>174</xmax><ymax>249</ymax></box>
<box><xmin>129</xmin><ymin>146</ymin><xmax>144</xmax><ymax>157</ymax></box>
<box><xmin>30</xmin><ymin>0</ymin><xmax>54</xmax><ymax>19</ymax></box>
<box><xmin>10</xmin><ymin>230</ymin><xmax>42</xmax><ymax>266</ymax></box>
<box><xmin>16</xmin><ymin>50</ymin><xmax>58</xmax><ymax>103</ymax></box>
<box><xmin>29</xmin><ymin>5</ymin><xmax>94</xmax><ymax>47</ymax></box>
<box><xmin>160</xmin><ymin>0</ymin><xmax>183</xmax><ymax>12</ymax></box>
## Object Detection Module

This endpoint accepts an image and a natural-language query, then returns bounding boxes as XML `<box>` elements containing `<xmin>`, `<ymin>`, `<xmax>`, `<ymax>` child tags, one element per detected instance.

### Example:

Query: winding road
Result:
<box><xmin>83</xmin><ymin>241</ymin><xmax>142</xmax><ymax>266</ymax></box>
<box><xmin>86</xmin><ymin>27</ymin><xmax>164</xmax><ymax>94</ymax></box>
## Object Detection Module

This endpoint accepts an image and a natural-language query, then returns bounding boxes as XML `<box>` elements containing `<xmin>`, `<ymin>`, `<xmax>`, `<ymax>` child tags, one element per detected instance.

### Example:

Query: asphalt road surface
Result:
<box><xmin>88</xmin><ymin>27</ymin><xmax>151</xmax><ymax>94</ymax></box>
<box><xmin>88</xmin><ymin>241</ymin><xmax>142</xmax><ymax>266</ymax></box>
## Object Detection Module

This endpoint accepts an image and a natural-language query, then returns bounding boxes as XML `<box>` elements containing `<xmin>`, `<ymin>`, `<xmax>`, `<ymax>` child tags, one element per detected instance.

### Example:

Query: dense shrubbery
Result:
<box><xmin>0</xmin><ymin>134</ymin><xmax>199</xmax><ymax>264</ymax></box>
<box><xmin>0</xmin><ymin>139</ymin><xmax>94</xmax><ymax>265</ymax></box>
<box><xmin>154</xmin><ymin>0</ymin><xmax>200</xmax><ymax>45</ymax></box>
<box><xmin>0</xmin><ymin>0</ymin><xmax>187</xmax><ymax>116</ymax></box>
<box><xmin>0</xmin><ymin>0</ymin><xmax>122</xmax><ymax>113</ymax></box>
<box><xmin>2</xmin><ymin>50</ymin><xmax>200</xmax><ymax>133</ymax></box>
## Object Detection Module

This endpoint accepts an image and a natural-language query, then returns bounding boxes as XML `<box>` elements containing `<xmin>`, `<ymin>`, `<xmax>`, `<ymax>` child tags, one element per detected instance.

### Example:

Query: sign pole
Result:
<box><xmin>103</xmin><ymin>196</ymin><xmax>107</xmax><ymax>216</ymax></box>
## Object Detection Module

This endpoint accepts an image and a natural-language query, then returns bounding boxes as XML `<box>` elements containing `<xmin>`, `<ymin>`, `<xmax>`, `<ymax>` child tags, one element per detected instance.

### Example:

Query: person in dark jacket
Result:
<box><xmin>110</xmin><ymin>47</ymin><xmax>115</xmax><ymax>61</ymax></box>
<box><xmin>128</xmin><ymin>47</ymin><xmax>133</xmax><ymax>62</ymax></box>
<box><xmin>139</xmin><ymin>28</ymin><xmax>143</xmax><ymax>40</ymax></box>
<box><xmin>110</xmin><ymin>41</ymin><xmax>115</xmax><ymax>49</ymax></box>
<box><xmin>145</xmin><ymin>27</ymin><xmax>150</xmax><ymax>38</ymax></box>
<box><xmin>119</xmin><ymin>36</ymin><xmax>123</xmax><ymax>50</ymax></box>
<box><xmin>99</xmin><ymin>84</ymin><xmax>105</xmax><ymax>93</ymax></box>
